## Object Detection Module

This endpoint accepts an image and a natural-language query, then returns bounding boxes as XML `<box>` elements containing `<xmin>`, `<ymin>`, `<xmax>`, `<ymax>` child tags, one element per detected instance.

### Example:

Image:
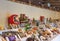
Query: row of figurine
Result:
<box><xmin>7</xmin><ymin>14</ymin><xmax>59</xmax><ymax>29</ymax></box>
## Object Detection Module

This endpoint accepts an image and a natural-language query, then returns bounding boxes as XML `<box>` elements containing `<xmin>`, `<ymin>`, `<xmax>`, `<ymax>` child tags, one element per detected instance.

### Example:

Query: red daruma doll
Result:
<box><xmin>40</xmin><ymin>16</ymin><xmax>44</xmax><ymax>23</ymax></box>
<box><xmin>8</xmin><ymin>14</ymin><xmax>19</xmax><ymax>29</ymax></box>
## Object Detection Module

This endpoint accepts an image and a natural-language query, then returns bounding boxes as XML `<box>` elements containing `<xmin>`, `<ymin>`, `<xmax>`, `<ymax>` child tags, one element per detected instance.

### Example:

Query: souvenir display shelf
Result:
<box><xmin>0</xmin><ymin>14</ymin><xmax>60</xmax><ymax>41</ymax></box>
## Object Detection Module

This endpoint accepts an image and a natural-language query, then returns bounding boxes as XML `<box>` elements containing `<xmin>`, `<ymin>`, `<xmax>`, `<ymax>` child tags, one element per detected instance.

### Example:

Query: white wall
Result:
<box><xmin>0</xmin><ymin>0</ymin><xmax>60</xmax><ymax>27</ymax></box>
